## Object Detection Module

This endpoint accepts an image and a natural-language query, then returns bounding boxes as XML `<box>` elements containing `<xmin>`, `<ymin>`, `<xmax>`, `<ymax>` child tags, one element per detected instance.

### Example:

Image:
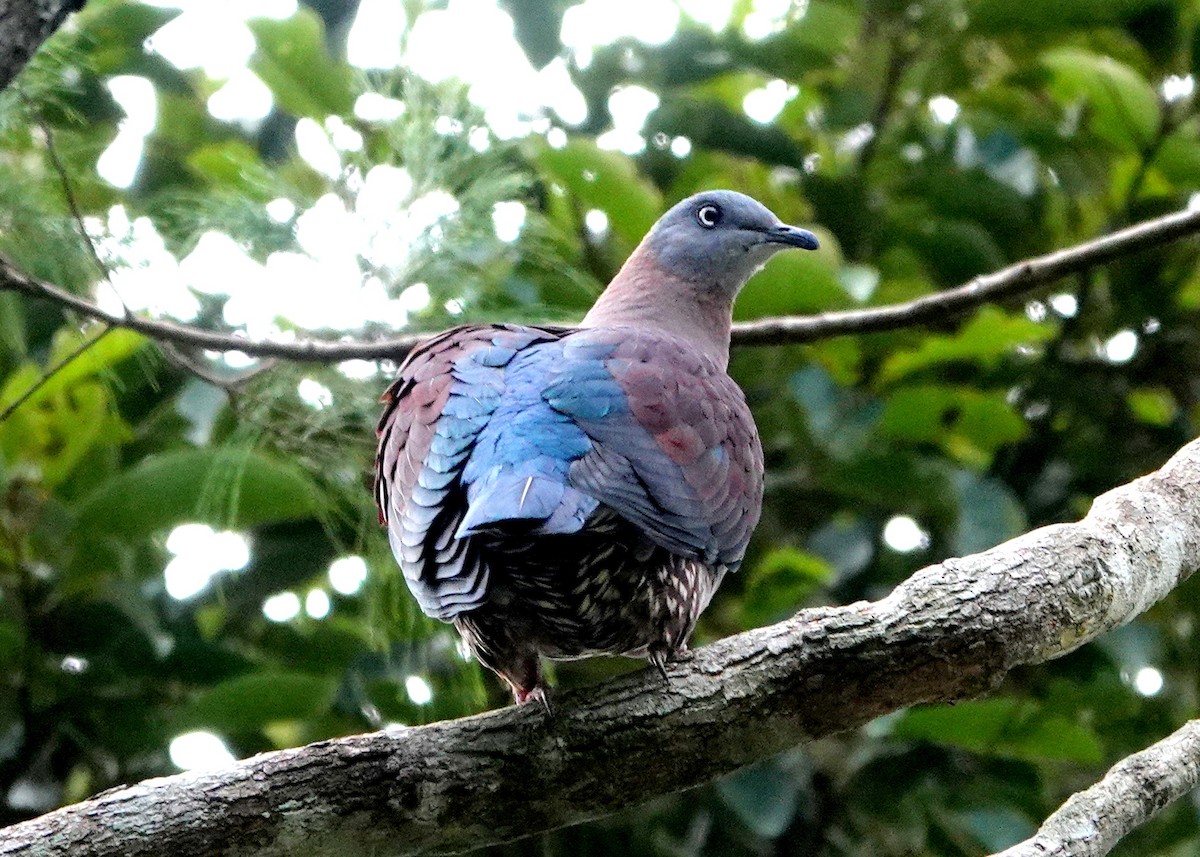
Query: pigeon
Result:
<box><xmin>375</xmin><ymin>190</ymin><xmax>819</xmax><ymax>706</ymax></box>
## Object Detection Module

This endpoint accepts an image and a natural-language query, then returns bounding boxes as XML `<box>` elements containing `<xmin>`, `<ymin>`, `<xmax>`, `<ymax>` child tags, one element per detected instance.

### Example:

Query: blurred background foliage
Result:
<box><xmin>0</xmin><ymin>0</ymin><xmax>1197</xmax><ymax>854</ymax></box>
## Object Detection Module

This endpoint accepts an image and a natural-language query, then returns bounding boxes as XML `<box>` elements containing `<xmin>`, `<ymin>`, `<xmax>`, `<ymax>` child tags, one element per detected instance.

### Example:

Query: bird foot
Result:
<box><xmin>513</xmin><ymin>685</ymin><xmax>553</xmax><ymax>715</ymax></box>
<box><xmin>648</xmin><ymin>646</ymin><xmax>692</xmax><ymax>682</ymax></box>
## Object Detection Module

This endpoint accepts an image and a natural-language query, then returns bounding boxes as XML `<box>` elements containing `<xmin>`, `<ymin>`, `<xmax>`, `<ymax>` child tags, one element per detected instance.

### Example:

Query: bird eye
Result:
<box><xmin>695</xmin><ymin>203</ymin><xmax>721</xmax><ymax>228</ymax></box>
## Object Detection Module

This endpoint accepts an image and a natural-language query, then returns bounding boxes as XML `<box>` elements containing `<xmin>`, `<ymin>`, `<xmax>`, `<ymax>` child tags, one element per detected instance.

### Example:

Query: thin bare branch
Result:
<box><xmin>0</xmin><ymin>326</ymin><xmax>113</xmax><ymax>423</ymax></box>
<box><xmin>36</xmin><ymin>109</ymin><xmax>109</xmax><ymax>282</ymax></box>
<box><xmin>2</xmin><ymin>206</ymin><xmax>1199</xmax><ymax>364</ymax></box>
<box><xmin>2</xmin><ymin>434</ymin><xmax>1198</xmax><ymax>857</ymax></box>
<box><xmin>732</xmin><ymin>204</ymin><xmax>1200</xmax><ymax>345</ymax></box>
<box><xmin>156</xmin><ymin>342</ymin><xmax>277</xmax><ymax>393</ymax></box>
<box><xmin>991</xmin><ymin>720</ymin><xmax>1200</xmax><ymax>857</ymax></box>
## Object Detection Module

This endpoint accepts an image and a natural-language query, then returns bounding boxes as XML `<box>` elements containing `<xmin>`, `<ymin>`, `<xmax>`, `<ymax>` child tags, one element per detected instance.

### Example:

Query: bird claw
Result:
<box><xmin>649</xmin><ymin>646</ymin><xmax>694</xmax><ymax>682</ymax></box>
<box><xmin>514</xmin><ymin>685</ymin><xmax>553</xmax><ymax>715</ymax></box>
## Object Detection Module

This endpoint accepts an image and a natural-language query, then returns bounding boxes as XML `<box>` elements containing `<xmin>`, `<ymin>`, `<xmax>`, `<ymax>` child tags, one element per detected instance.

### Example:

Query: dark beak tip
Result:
<box><xmin>771</xmin><ymin>225</ymin><xmax>820</xmax><ymax>251</ymax></box>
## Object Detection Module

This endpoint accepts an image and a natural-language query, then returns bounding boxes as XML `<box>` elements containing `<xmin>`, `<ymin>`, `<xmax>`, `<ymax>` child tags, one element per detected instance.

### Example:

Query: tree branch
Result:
<box><xmin>992</xmin><ymin>719</ymin><xmax>1200</xmax><ymax>857</ymax></box>
<box><xmin>2</xmin><ymin>434</ymin><xmax>1198</xmax><ymax>856</ymax></box>
<box><xmin>2</xmin><ymin>206</ymin><xmax>1199</xmax><ymax>364</ymax></box>
<box><xmin>0</xmin><ymin>0</ymin><xmax>83</xmax><ymax>92</ymax></box>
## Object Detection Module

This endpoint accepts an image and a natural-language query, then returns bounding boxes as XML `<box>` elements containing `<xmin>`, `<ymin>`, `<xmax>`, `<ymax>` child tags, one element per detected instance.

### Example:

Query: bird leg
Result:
<box><xmin>648</xmin><ymin>643</ymin><xmax>693</xmax><ymax>682</ymax></box>
<box><xmin>503</xmin><ymin>654</ymin><xmax>552</xmax><ymax>714</ymax></box>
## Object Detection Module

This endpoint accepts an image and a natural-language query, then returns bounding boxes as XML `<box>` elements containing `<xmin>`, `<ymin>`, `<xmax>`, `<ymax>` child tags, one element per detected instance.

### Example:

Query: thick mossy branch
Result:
<box><xmin>2</xmin><ymin>436</ymin><xmax>1198</xmax><ymax>857</ymax></box>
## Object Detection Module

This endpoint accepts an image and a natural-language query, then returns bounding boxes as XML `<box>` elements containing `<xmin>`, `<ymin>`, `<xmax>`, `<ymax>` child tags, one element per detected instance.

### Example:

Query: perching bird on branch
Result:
<box><xmin>374</xmin><ymin>191</ymin><xmax>819</xmax><ymax>706</ymax></box>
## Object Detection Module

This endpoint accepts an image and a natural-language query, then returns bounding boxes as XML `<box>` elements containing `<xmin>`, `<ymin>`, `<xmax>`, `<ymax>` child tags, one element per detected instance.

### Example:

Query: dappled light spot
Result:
<box><xmin>743</xmin><ymin>80</ymin><xmax>796</xmax><ymax>125</ymax></box>
<box><xmin>405</xmin><ymin>675</ymin><xmax>433</xmax><ymax>706</ymax></box>
<box><xmin>928</xmin><ymin>95</ymin><xmax>960</xmax><ymax>125</ymax></box>
<box><xmin>337</xmin><ymin>360</ymin><xmax>379</xmax><ymax>381</ymax></box>
<box><xmin>93</xmin><ymin>206</ymin><xmax>200</xmax><ymax>321</ymax></box>
<box><xmin>297</xmin><ymin>378</ymin><xmax>334</xmax><ymax>410</ymax></box>
<box><xmin>883</xmin><ymin>516</ymin><xmax>930</xmax><ymax>553</ymax></box>
<box><xmin>295</xmin><ymin>118</ymin><xmax>342</xmax><ymax>179</ymax></box>
<box><xmin>1162</xmin><ymin>74</ymin><xmax>1194</xmax><ymax>103</ymax></box>
<box><xmin>328</xmin><ymin>556</ymin><xmax>368</xmax><ymax>595</ymax></box>
<box><xmin>326</xmin><ymin>116</ymin><xmax>364</xmax><ymax>152</ymax></box>
<box><xmin>145</xmin><ymin>7</ymin><xmax>260</xmax><ymax>78</ymax></box>
<box><xmin>398</xmin><ymin>282</ymin><xmax>432</xmax><ymax>314</ymax></box>
<box><xmin>492</xmin><ymin>201</ymin><xmax>527</xmax><ymax>243</ymax></box>
<box><xmin>561</xmin><ymin>0</ymin><xmax>679</xmax><ymax>51</ymax></box>
<box><xmin>347</xmin><ymin>0</ymin><xmax>406</xmax><ymax>70</ymax></box>
<box><xmin>265</xmin><ymin>198</ymin><xmax>296</xmax><ymax>224</ymax></box>
<box><xmin>164</xmin><ymin>525</ymin><xmax>250</xmax><ymax>601</ymax></box>
<box><xmin>608</xmin><ymin>86</ymin><xmax>660</xmax><ymax>134</ymax></box>
<box><xmin>743</xmin><ymin>0</ymin><xmax>792</xmax><ymax>40</ymax></box>
<box><xmin>97</xmin><ymin>77</ymin><xmax>156</xmax><ymax>189</ymax></box>
<box><xmin>585</xmin><ymin>209</ymin><xmax>610</xmax><ymax>239</ymax></box>
<box><xmin>1103</xmin><ymin>329</ymin><xmax>1138</xmax><ymax>364</ymax></box>
<box><xmin>838</xmin><ymin>123</ymin><xmax>875</xmax><ymax>156</ymax></box>
<box><xmin>207</xmin><ymin>70</ymin><xmax>273</xmax><ymax>125</ymax></box>
<box><xmin>1134</xmin><ymin>667</ymin><xmax>1164</xmax><ymax>696</ymax></box>
<box><xmin>169</xmin><ymin>731</ymin><xmax>236</xmax><ymax>772</ymax></box>
<box><xmin>60</xmin><ymin>656</ymin><xmax>88</xmax><ymax>675</ymax></box>
<box><xmin>1049</xmin><ymin>293</ymin><xmax>1078</xmax><ymax>317</ymax></box>
<box><xmin>671</xmin><ymin>136</ymin><xmax>692</xmax><ymax>158</ymax></box>
<box><xmin>305</xmin><ymin>589</ymin><xmax>331</xmax><ymax>619</ymax></box>
<box><xmin>678</xmin><ymin>0</ymin><xmax>738</xmax><ymax>31</ymax></box>
<box><xmin>354</xmin><ymin>93</ymin><xmax>406</xmax><ymax>123</ymax></box>
<box><xmin>262</xmin><ymin>592</ymin><xmax>302</xmax><ymax>622</ymax></box>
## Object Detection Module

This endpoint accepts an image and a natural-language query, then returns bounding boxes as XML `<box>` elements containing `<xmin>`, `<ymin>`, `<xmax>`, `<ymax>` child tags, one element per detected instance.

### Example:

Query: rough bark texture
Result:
<box><xmin>0</xmin><ymin>0</ymin><xmax>81</xmax><ymax>91</ymax></box>
<box><xmin>996</xmin><ymin>720</ymin><xmax>1200</xmax><ymax>857</ymax></box>
<box><xmin>0</xmin><ymin>437</ymin><xmax>1197</xmax><ymax>856</ymax></box>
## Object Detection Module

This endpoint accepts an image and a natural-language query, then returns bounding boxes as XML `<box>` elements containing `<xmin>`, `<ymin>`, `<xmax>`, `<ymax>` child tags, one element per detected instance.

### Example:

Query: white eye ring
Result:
<box><xmin>695</xmin><ymin>203</ymin><xmax>721</xmax><ymax>228</ymax></box>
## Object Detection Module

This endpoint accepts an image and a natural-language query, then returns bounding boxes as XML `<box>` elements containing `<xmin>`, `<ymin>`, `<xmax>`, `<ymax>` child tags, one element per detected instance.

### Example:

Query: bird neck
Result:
<box><xmin>580</xmin><ymin>247</ymin><xmax>734</xmax><ymax>366</ymax></box>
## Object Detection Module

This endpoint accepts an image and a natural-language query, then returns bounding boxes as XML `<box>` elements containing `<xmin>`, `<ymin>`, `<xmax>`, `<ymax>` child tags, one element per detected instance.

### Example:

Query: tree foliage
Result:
<box><xmin>0</xmin><ymin>0</ymin><xmax>1198</xmax><ymax>854</ymax></box>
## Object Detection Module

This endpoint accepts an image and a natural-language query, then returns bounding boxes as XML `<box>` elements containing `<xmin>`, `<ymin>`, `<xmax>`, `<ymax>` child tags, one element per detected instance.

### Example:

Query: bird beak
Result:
<box><xmin>761</xmin><ymin>224</ymin><xmax>820</xmax><ymax>250</ymax></box>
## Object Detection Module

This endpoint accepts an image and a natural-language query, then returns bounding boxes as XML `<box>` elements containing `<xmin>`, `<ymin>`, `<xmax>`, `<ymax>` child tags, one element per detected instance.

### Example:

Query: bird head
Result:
<box><xmin>645</xmin><ymin>190</ymin><xmax>820</xmax><ymax>294</ymax></box>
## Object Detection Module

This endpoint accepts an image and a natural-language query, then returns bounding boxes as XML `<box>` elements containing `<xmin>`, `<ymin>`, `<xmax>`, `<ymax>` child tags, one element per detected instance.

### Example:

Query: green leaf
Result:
<box><xmin>0</xmin><ymin>328</ymin><xmax>142</xmax><ymax>488</ymax></box>
<box><xmin>1152</xmin><ymin>126</ymin><xmax>1200</xmax><ymax>187</ymax></box>
<box><xmin>187</xmin><ymin>140</ymin><xmax>278</xmax><ymax>199</ymax></box>
<box><xmin>790</xmin><ymin>364</ymin><xmax>882</xmax><ymax>459</ymax></box>
<box><xmin>74</xmin><ymin>448</ymin><xmax>322</xmax><ymax>537</ymax></box>
<box><xmin>894</xmin><ymin>698</ymin><xmax>1103</xmax><ymax>763</ymax></box>
<box><xmin>878</xmin><ymin>307</ymin><xmax>1053</xmax><ymax>385</ymax></box>
<box><xmin>951</xmin><ymin>470</ymin><xmax>1027</xmax><ymax>555</ymax></box>
<box><xmin>1041</xmin><ymin>48</ymin><xmax>1160</xmax><ymax>150</ymax></box>
<box><xmin>248</xmin><ymin>12</ymin><xmax>355</xmax><ymax>119</ymax></box>
<box><xmin>1127</xmin><ymin>388</ymin><xmax>1178</xmax><ymax>426</ymax></box>
<box><xmin>895</xmin><ymin>216</ymin><xmax>1007</xmax><ymax>286</ymax></box>
<box><xmin>971</xmin><ymin>0</ymin><xmax>1158</xmax><ymax>32</ymax></box>
<box><xmin>736</xmin><ymin>228</ymin><xmax>849</xmax><ymax>318</ymax></box>
<box><xmin>176</xmin><ymin>672</ymin><xmax>336</xmax><ymax>733</ymax></box>
<box><xmin>742</xmin><ymin>547</ymin><xmax>833</xmax><ymax>625</ymax></box>
<box><xmin>717</xmin><ymin>754</ymin><xmax>809</xmax><ymax>838</ymax></box>
<box><xmin>538</xmin><ymin>141</ymin><xmax>662</xmax><ymax>246</ymax></box>
<box><xmin>880</xmin><ymin>385</ymin><xmax>1027</xmax><ymax>466</ymax></box>
<box><xmin>952</xmin><ymin>807</ymin><xmax>1035</xmax><ymax>852</ymax></box>
<box><xmin>0</xmin><ymin>328</ymin><xmax>146</xmax><ymax>412</ymax></box>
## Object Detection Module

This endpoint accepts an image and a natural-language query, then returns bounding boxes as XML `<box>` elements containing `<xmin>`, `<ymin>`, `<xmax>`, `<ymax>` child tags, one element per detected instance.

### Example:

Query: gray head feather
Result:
<box><xmin>646</xmin><ymin>190</ymin><xmax>819</xmax><ymax>289</ymax></box>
